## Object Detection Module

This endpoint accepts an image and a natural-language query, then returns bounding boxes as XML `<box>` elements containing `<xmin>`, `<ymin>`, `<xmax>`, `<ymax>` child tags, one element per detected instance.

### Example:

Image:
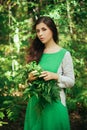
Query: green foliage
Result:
<box><xmin>13</xmin><ymin>61</ymin><xmax>60</xmax><ymax>109</ymax></box>
<box><xmin>64</xmin><ymin>39</ymin><xmax>87</xmax><ymax>113</ymax></box>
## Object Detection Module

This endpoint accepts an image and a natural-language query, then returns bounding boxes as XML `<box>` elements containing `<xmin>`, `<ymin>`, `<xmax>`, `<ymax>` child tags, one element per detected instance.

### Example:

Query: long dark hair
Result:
<box><xmin>26</xmin><ymin>16</ymin><xmax>59</xmax><ymax>63</ymax></box>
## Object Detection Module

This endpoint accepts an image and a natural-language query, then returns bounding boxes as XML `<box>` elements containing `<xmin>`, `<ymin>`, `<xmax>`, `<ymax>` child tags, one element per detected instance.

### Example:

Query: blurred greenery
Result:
<box><xmin>0</xmin><ymin>0</ymin><xmax>87</xmax><ymax>129</ymax></box>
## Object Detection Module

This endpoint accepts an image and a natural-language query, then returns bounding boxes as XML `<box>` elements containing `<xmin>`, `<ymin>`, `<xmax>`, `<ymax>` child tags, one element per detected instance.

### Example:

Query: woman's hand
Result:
<box><xmin>39</xmin><ymin>71</ymin><xmax>58</xmax><ymax>81</ymax></box>
<box><xmin>28</xmin><ymin>71</ymin><xmax>37</xmax><ymax>81</ymax></box>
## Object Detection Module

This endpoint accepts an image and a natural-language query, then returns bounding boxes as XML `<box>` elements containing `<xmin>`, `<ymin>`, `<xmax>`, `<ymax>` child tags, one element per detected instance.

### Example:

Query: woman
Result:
<box><xmin>24</xmin><ymin>16</ymin><xmax>75</xmax><ymax>130</ymax></box>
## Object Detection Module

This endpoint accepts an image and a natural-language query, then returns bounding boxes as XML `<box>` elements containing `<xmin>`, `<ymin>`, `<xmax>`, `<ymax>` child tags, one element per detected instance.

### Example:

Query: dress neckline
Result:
<box><xmin>43</xmin><ymin>48</ymin><xmax>63</xmax><ymax>55</ymax></box>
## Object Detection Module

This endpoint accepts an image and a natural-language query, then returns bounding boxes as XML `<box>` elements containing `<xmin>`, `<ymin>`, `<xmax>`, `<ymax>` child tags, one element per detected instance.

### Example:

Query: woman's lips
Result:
<box><xmin>40</xmin><ymin>37</ymin><xmax>44</xmax><ymax>41</ymax></box>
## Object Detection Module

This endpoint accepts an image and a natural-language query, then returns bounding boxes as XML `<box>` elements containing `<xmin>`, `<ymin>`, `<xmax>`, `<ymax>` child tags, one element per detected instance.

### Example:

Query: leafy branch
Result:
<box><xmin>13</xmin><ymin>61</ymin><xmax>60</xmax><ymax>108</ymax></box>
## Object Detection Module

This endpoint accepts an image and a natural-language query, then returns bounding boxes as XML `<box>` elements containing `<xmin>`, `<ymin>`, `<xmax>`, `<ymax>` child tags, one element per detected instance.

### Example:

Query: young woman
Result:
<box><xmin>24</xmin><ymin>16</ymin><xmax>75</xmax><ymax>130</ymax></box>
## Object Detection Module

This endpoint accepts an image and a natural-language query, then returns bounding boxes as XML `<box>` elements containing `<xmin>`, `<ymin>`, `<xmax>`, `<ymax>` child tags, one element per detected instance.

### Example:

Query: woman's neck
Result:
<box><xmin>44</xmin><ymin>42</ymin><xmax>61</xmax><ymax>53</ymax></box>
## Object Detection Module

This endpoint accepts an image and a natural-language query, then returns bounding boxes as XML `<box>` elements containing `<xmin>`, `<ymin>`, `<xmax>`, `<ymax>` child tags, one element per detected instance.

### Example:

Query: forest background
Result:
<box><xmin>0</xmin><ymin>0</ymin><xmax>87</xmax><ymax>130</ymax></box>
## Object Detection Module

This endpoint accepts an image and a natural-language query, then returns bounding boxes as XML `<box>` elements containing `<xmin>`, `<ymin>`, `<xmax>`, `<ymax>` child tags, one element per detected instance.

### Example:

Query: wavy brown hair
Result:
<box><xmin>26</xmin><ymin>16</ymin><xmax>59</xmax><ymax>63</ymax></box>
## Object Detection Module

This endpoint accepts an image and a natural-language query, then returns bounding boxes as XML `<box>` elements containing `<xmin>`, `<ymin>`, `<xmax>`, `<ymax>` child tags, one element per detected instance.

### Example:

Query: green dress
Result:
<box><xmin>24</xmin><ymin>48</ymin><xmax>70</xmax><ymax>130</ymax></box>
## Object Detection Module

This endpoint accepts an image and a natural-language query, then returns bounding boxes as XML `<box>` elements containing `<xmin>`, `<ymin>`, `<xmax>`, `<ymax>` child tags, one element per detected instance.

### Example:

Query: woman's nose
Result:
<box><xmin>39</xmin><ymin>31</ymin><xmax>43</xmax><ymax>36</ymax></box>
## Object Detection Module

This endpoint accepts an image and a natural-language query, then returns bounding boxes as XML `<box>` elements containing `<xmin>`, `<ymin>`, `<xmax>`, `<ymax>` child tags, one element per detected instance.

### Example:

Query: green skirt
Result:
<box><xmin>24</xmin><ymin>96</ymin><xmax>70</xmax><ymax>130</ymax></box>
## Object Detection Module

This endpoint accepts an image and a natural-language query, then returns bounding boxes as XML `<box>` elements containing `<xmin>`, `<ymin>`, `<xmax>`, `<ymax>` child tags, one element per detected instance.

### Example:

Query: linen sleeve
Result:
<box><xmin>57</xmin><ymin>51</ymin><xmax>75</xmax><ymax>88</ymax></box>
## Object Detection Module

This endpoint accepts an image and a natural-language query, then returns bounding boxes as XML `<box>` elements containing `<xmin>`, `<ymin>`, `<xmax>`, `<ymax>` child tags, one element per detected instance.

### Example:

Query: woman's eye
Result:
<box><xmin>36</xmin><ymin>28</ymin><xmax>47</xmax><ymax>33</ymax></box>
<box><xmin>36</xmin><ymin>30</ymin><xmax>40</xmax><ymax>33</ymax></box>
<box><xmin>42</xmin><ymin>28</ymin><xmax>47</xmax><ymax>31</ymax></box>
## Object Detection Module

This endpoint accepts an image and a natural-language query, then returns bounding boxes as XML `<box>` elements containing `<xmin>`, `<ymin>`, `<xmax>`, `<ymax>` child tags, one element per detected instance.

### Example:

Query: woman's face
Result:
<box><xmin>36</xmin><ymin>22</ymin><xmax>53</xmax><ymax>44</ymax></box>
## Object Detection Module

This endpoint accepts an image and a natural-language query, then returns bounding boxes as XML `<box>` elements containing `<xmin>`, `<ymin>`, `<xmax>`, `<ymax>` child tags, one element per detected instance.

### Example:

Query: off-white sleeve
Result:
<box><xmin>57</xmin><ymin>51</ymin><xmax>75</xmax><ymax>88</ymax></box>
